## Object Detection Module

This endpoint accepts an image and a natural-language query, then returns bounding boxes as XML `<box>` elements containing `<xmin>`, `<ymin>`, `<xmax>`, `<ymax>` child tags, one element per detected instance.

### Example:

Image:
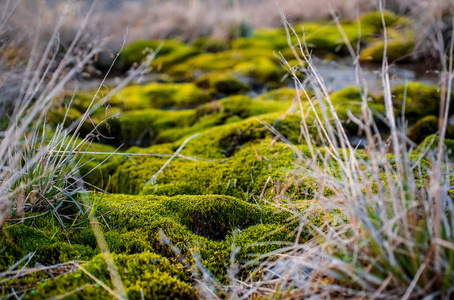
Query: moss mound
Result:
<box><xmin>417</xmin><ymin>135</ymin><xmax>454</xmax><ymax>160</ymax></box>
<box><xmin>119</xmin><ymin>39</ymin><xmax>198</xmax><ymax>71</ymax></box>
<box><xmin>111</xmin><ymin>82</ymin><xmax>211</xmax><ymax>110</ymax></box>
<box><xmin>111</xmin><ymin>139</ymin><xmax>305</xmax><ymax>196</ymax></box>
<box><xmin>30</xmin><ymin>252</ymin><xmax>196</xmax><ymax>299</ymax></box>
<box><xmin>382</xmin><ymin>82</ymin><xmax>453</xmax><ymax>120</ymax></box>
<box><xmin>360</xmin><ymin>35</ymin><xmax>414</xmax><ymax>63</ymax></box>
<box><xmin>195</xmin><ymin>72</ymin><xmax>250</xmax><ymax>96</ymax></box>
<box><xmin>409</xmin><ymin>116</ymin><xmax>454</xmax><ymax>144</ymax></box>
<box><xmin>358</xmin><ymin>10</ymin><xmax>402</xmax><ymax>31</ymax></box>
<box><xmin>234</xmin><ymin>57</ymin><xmax>285</xmax><ymax>85</ymax></box>
<box><xmin>193</xmin><ymin>37</ymin><xmax>231</xmax><ymax>53</ymax></box>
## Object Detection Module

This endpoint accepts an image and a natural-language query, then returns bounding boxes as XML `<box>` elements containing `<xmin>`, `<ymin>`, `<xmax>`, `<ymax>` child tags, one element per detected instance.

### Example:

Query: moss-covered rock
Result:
<box><xmin>408</xmin><ymin>116</ymin><xmax>454</xmax><ymax>144</ymax></box>
<box><xmin>417</xmin><ymin>135</ymin><xmax>454</xmax><ymax>160</ymax></box>
<box><xmin>312</xmin><ymin>87</ymin><xmax>385</xmax><ymax>135</ymax></box>
<box><xmin>231</xmin><ymin>37</ymin><xmax>274</xmax><ymax>50</ymax></box>
<box><xmin>193</xmin><ymin>37</ymin><xmax>231</xmax><ymax>53</ymax></box>
<box><xmin>119</xmin><ymin>39</ymin><xmax>193</xmax><ymax>70</ymax></box>
<box><xmin>360</xmin><ymin>35</ymin><xmax>414</xmax><ymax>63</ymax></box>
<box><xmin>234</xmin><ymin>57</ymin><xmax>285</xmax><ymax>85</ymax></box>
<box><xmin>180</xmin><ymin>48</ymin><xmax>279</xmax><ymax>72</ymax></box>
<box><xmin>151</xmin><ymin>46</ymin><xmax>200</xmax><ymax>72</ymax></box>
<box><xmin>382</xmin><ymin>82</ymin><xmax>452</xmax><ymax>120</ymax></box>
<box><xmin>0</xmin><ymin>223</ymin><xmax>97</xmax><ymax>272</ymax></box>
<box><xmin>116</xmin><ymin>109</ymin><xmax>197</xmax><ymax>146</ymax></box>
<box><xmin>153</xmin><ymin>95</ymin><xmax>292</xmax><ymax>144</ymax></box>
<box><xmin>360</xmin><ymin>21</ymin><xmax>414</xmax><ymax>63</ymax></box>
<box><xmin>195</xmin><ymin>72</ymin><xmax>250</xmax><ymax>96</ymax></box>
<box><xmin>256</xmin><ymin>87</ymin><xmax>299</xmax><ymax>102</ymax></box>
<box><xmin>29</xmin><ymin>252</ymin><xmax>196</xmax><ymax>299</ymax></box>
<box><xmin>251</xmin><ymin>28</ymin><xmax>289</xmax><ymax>50</ymax></box>
<box><xmin>215</xmin><ymin>95</ymin><xmax>290</xmax><ymax>118</ymax></box>
<box><xmin>358</xmin><ymin>10</ymin><xmax>403</xmax><ymax>32</ymax></box>
<box><xmin>111</xmin><ymin>82</ymin><xmax>211</xmax><ymax>110</ymax></box>
<box><xmin>110</xmin><ymin>136</ymin><xmax>309</xmax><ymax>197</ymax></box>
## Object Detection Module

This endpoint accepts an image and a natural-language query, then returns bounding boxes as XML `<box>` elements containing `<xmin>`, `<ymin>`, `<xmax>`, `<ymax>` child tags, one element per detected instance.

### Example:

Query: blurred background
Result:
<box><xmin>6</xmin><ymin>0</ymin><xmax>377</xmax><ymax>50</ymax></box>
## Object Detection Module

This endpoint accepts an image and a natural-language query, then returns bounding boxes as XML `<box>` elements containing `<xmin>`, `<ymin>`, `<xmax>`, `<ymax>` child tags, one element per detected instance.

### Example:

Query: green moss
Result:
<box><xmin>111</xmin><ymin>137</ymin><xmax>310</xmax><ymax>197</ymax></box>
<box><xmin>181</xmin><ymin>48</ymin><xmax>278</xmax><ymax>72</ymax></box>
<box><xmin>104</xmin><ymin>230</ymin><xmax>153</xmax><ymax>254</ymax></box>
<box><xmin>359</xmin><ymin>10</ymin><xmax>403</xmax><ymax>31</ymax></box>
<box><xmin>360</xmin><ymin>26</ymin><xmax>414</xmax><ymax>63</ymax></box>
<box><xmin>151</xmin><ymin>46</ymin><xmax>200</xmax><ymax>71</ymax></box>
<box><xmin>81</xmin><ymin>194</ymin><xmax>296</xmax><ymax>282</ymax></box>
<box><xmin>119</xmin><ymin>39</ymin><xmax>188</xmax><ymax>70</ymax></box>
<box><xmin>221</xmin><ymin>95</ymin><xmax>290</xmax><ymax>118</ymax></box>
<box><xmin>162</xmin><ymin>195</ymin><xmax>263</xmax><ymax>240</ymax></box>
<box><xmin>111</xmin><ymin>82</ymin><xmax>211</xmax><ymax>110</ymax></box>
<box><xmin>234</xmin><ymin>57</ymin><xmax>285</xmax><ymax>85</ymax></box>
<box><xmin>256</xmin><ymin>87</ymin><xmax>299</xmax><ymax>102</ymax></box>
<box><xmin>76</xmin><ymin>141</ymin><xmax>124</xmax><ymax>189</ymax></box>
<box><xmin>36</xmin><ymin>242</ymin><xmax>96</xmax><ymax>265</ymax></box>
<box><xmin>360</xmin><ymin>37</ymin><xmax>414</xmax><ymax>63</ymax></box>
<box><xmin>152</xmin><ymin>95</ymin><xmax>291</xmax><ymax>144</ymax></box>
<box><xmin>234</xmin><ymin>224</ymin><xmax>293</xmax><ymax>259</ymax></box>
<box><xmin>302</xmin><ymin>22</ymin><xmax>362</xmax><ymax>53</ymax></box>
<box><xmin>29</xmin><ymin>252</ymin><xmax>196</xmax><ymax>299</ymax></box>
<box><xmin>251</xmin><ymin>28</ymin><xmax>289</xmax><ymax>50</ymax></box>
<box><xmin>417</xmin><ymin>135</ymin><xmax>454</xmax><ymax>160</ymax></box>
<box><xmin>0</xmin><ymin>223</ymin><xmax>98</xmax><ymax>273</ymax></box>
<box><xmin>118</xmin><ymin>109</ymin><xmax>197</xmax><ymax>146</ymax></box>
<box><xmin>85</xmin><ymin>194</ymin><xmax>287</xmax><ymax>243</ymax></box>
<box><xmin>192</xmin><ymin>37</ymin><xmax>231</xmax><ymax>53</ymax></box>
<box><xmin>319</xmin><ymin>87</ymin><xmax>385</xmax><ymax>135</ymax></box>
<box><xmin>330</xmin><ymin>86</ymin><xmax>365</xmax><ymax>103</ymax></box>
<box><xmin>166</xmin><ymin>63</ymin><xmax>196</xmax><ymax>81</ymax></box>
<box><xmin>195</xmin><ymin>72</ymin><xmax>250</xmax><ymax>95</ymax></box>
<box><xmin>179</xmin><ymin>112</ymin><xmax>303</xmax><ymax>158</ymax></box>
<box><xmin>281</xmin><ymin>20</ymin><xmax>376</xmax><ymax>54</ymax></box>
<box><xmin>383</xmin><ymin>82</ymin><xmax>452</xmax><ymax>120</ymax></box>
<box><xmin>408</xmin><ymin>115</ymin><xmax>439</xmax><ymax>144</ymax></box>
<box><xmin>231</xmin><ymin>37</ymin><xmax>274</xmax><ymax>50</ymax></box>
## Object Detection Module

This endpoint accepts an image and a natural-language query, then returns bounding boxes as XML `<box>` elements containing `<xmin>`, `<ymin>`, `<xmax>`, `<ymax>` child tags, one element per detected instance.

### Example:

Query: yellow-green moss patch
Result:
<box><xmin>195</xmin><ymin>72</ymin><xmax>250</xmax><ymax>96</ymax></box>
<box><xmin>111</xmin><ymin>82</ymin><xmax>211</xmax><ymax>110</ymax></box>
